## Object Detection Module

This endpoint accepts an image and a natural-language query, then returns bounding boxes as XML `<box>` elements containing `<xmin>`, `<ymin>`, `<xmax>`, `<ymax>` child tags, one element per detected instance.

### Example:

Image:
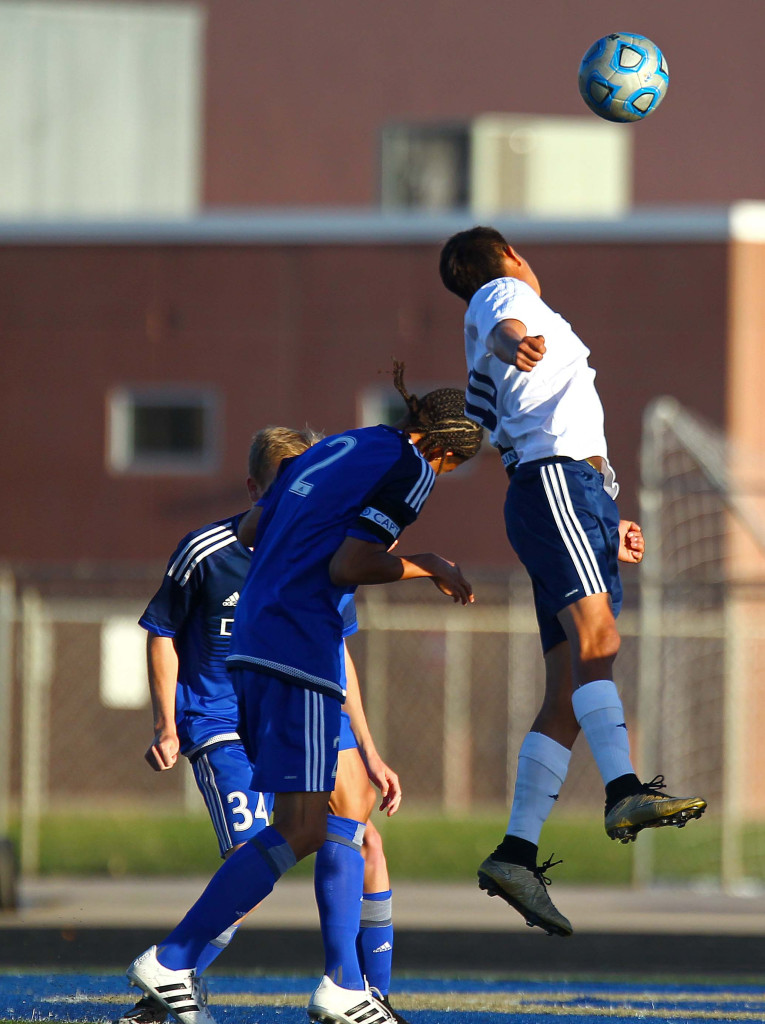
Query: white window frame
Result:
<box><xmin>107</xmin><ymin>385</ymin><xmax>220</xmax><ymax>475</ymax></box>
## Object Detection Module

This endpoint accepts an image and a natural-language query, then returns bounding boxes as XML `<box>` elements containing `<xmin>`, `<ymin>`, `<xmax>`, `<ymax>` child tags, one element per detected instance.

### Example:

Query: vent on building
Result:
<box><xmin>381</xmin><ymin>114</ymin><xmax>631</xmax><ymax>217</ymax></box>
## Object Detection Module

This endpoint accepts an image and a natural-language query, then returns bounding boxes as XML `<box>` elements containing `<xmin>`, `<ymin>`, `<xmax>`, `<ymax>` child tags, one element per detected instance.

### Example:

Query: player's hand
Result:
<box><xmin>144</xmin><ymin>732</ymin><xmax>180</xmax><ymax>771</ymax></box>
<box><xmin>368</xmin><ymin>758</ymin><xmax>402</xmax><ymax>817</ymax></box>
<box><xmin>618</xmin><ymin>520</ymin><xmax>644</xmax><ymax>564</ymax></box>
<box><xmin>515</xmin><ymin>334</ymin><xmax>546</xmax><ymax>372</ymax></box>
<box><xmin>430</xmin><ymin>557</ymin><xmax>475</xmax><ymax>605</ymax></box>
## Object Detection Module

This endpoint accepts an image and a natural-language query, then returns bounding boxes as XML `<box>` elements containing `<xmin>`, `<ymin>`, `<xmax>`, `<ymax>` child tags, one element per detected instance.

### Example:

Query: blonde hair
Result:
<box><xmin>248</xmin><ymin>425</ymin><xmax>323</xmax><ymax>490</ymax></box>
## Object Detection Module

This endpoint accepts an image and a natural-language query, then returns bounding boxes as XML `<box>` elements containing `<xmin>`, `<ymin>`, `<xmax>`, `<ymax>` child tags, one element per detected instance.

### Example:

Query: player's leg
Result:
<box><xmin>126</xmin><ymin>673</ymin><xmax>335</xmax><ymax>1024</ymax></box>
<box><xmin>315</xmin><ymin>745</ymin><xmax>373</xmax><ymax>992</ymax></box>
<box><xmin>560</xmin><ymin>594</ymin><xmax>706</xmax><ymax>842</ymax></box>
<box><xmin>306</xmin><ymin>716</ymin><xmax>399</xmax><ymax>1023</ymax></box>
<box><xmin>190</xmin><ymin>743</ymin><xmax>274</xmax><ymax>973</ymax></box>
<box><xmin>478</xmin><ymin>638</ymin><xmax>574</xmax><ymax>937</ymax></box>
<box><xmin>357</xmin><ymin>821</ymin><xmax>411</xmax><ymax>1024</ymax></box>
<box><xmin>328</xmin><ymin>754</ymin><xmax>405</xmax><ymax>1022</ymax></box>
<box><xmin>118</xmin><ymin>743</ymin><xmax>273</xmax><ymax>1024</ymax></box>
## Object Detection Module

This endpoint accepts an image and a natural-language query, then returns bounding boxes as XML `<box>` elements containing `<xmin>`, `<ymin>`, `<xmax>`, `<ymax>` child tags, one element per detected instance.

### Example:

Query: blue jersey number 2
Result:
<box><xmin>289</xmin><ymin>436</ymin><xmax>357</xmax><ymax>497</ymax></box>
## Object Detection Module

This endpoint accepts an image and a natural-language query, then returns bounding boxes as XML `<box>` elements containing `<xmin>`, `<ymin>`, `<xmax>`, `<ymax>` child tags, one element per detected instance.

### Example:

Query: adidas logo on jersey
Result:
<box><xmin>222</xmin><ymin>592</ymin><xmax>240</xmax><ymax>607</ymax></box>
<box><xmin>372</xmin><ymin>941</ymin><xmax>393</xmax><ymax>953</ymax></box>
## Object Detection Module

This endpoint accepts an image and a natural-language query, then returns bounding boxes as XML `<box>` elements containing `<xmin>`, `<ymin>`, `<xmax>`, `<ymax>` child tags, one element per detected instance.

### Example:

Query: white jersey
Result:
<box><xmin>464</xmin><ymin>276</ymin><xmax>618</xmax><ymax>498</ymax></box>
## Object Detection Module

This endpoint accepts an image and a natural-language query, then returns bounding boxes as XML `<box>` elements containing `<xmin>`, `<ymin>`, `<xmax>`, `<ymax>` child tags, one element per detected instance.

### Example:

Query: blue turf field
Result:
<box><xmin>2</xmin><ymin>973</ymin><xmax>765</xmax><ymax>1023</ymax></box>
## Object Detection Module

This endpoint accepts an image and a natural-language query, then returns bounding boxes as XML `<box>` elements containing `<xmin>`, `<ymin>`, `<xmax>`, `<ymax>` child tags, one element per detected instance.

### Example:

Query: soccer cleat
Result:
<box><xmin>308</xmin><ymin>975</ymin><xmax>394</xmax><ymax>1024</ymax></box>
<box><xmin>369</xmin><ymin>987</ymin><xmax>411</xmax><ymax>1024</ymax></box>
<box><xmin>126</xmin><ymin>946</ymin><xmax>216</xmax><ymax>1024</ymax></box>
<box><xmin>477</xmin><ymin>854</ymin><xmax>573</xmax><ymax>937</ymax></box>
<box><xmin>605</xmin><ymin>775</ymin><xmax>707</xmax><ymax>844</ymax></box>
<box><xmin>116</xmin><ymin>995</ymin><xmax>168</xmax><ymax>1024</ymax></box>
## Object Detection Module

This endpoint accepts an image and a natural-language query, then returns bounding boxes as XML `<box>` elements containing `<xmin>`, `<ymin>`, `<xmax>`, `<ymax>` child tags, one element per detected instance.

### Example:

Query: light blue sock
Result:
<box><xmin>157</xmin><ymin>826</ymin><xmax>295</xmax><ymax>969</ymax></box>
<box><xmin>357</xmin><ymin>889</ymin><xmax>393</xmax><ymax>995</ymax></box>
<box><xmin>194</xmin><ymin>922</ymin><xmax>239</xmax><ymax>974</ymax></box>
<box><xmin>314</xmin><ymin>815</ymin><xmax>366</xmax><ymax>991</ymax></box>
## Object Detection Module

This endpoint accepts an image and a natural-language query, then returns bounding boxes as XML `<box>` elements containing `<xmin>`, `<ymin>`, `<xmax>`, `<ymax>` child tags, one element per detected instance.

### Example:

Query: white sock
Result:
<box><xmin>507</xmin><ymin>731</ymin><xmax>572</xmax><ymax>845</ymax></box>
<box><xmin>571</xmin><ymin>679</ymin><xmax>635</xmax><ymax>786</ymax></box>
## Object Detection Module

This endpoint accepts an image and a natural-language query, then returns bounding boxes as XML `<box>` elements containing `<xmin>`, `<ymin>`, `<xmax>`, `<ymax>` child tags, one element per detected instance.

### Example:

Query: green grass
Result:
<box><xmin>7</xmin><ymin>809</ymin><xmax>752</xmax><ymax>884</ymax></box>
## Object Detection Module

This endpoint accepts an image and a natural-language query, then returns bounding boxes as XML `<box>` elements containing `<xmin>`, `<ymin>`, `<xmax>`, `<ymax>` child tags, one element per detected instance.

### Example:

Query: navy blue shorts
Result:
<box><xmin>504</xmin><ymin>457</ymin><xmax>622</xmax><ymax>653</ymax></box>
<box><xmin>231</xmin><ymin>669</ymin><xmax>341</xmax><ymax>793</ymax></box>
<box><xmin>190</xmin><ymin>742</ymin><xmax>273</xmax><ymax>857</ymax></box>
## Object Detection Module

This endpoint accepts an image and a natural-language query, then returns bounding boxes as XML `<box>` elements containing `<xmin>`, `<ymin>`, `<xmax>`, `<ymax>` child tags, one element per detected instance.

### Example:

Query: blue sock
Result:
<box><xmin>194</xmin><ymin>922</ymin><xmax>239</xmax><ymax>974</ymax></box>
<box><xmin>314</xmin><ymin>815</ymin><xmax>366</xmax><ymax>990</ymax></box>
<box><xmin>157</xmin><ymin>826</ymin><xmax>295</xmax><ymax>969</ymax></box>
<box><xmin>357</xmin><ymin>890</ymin><xmax>393</xmax><ymax>995</ymax></box>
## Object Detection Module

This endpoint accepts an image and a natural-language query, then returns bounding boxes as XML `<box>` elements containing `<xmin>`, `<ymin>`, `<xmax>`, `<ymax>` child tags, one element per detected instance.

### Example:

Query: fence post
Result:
<box><xmin>443</xmin><ymin>622</ymin><xmax>471</xmax><ymax>815</ymax></box>
<box><xmin>20</xmin><ymin>589</ymin><xmax>52</xmax><ymax>876</ymax></box>
<box><xmin>361</xmin><ymin>589</ymin><xmax>389</xmax><ymax>759</ymax></box>
<box><xmin>0</xmin><ymin>568</ymin><xmax>15</xmax><ymax>837</ymax></box>
<box><xmin>634</xmin><ymin>401</ymin><xmax>668</xmax><ymax>887</ymax></box>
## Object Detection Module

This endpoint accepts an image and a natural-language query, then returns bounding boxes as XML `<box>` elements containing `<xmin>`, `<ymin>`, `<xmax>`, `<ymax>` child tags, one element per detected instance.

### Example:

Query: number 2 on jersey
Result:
<box><xmin>289</xmin><ymin>436</ymin><xmax>357</xmax><ymax>497</ymax></box>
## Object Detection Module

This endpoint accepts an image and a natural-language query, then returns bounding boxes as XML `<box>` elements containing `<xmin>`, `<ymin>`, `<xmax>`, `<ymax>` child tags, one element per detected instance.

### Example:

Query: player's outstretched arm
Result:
<box><xmin>618</xmin><ymin>520</ymin><xmax>645</xmax><ymax>564</ymax></box>
<box><xmin>329</xmin><ymin>537</ymin><xmax>474</xmax><ymax>605</ymax></box>
<box><xmin>488</xmin><ymin>319</ymin><xmax>546</xmax><ymax>371</ymax></box>
<box><xmin>145</xmin><ymin>633</ymin><xmax>181</xmax><ymax>771</ymax></box>
<box><xmin>343</xmin><ymin>646</ymin><xmax>402</xmax><ymax>816</ymax></box>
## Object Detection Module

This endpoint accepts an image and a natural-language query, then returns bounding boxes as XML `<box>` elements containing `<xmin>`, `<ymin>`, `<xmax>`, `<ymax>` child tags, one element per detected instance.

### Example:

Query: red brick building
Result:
<box><xmin>1</xmin><ymin>207</ymin><xmax>747</xmax><ymax>568</ymax></box>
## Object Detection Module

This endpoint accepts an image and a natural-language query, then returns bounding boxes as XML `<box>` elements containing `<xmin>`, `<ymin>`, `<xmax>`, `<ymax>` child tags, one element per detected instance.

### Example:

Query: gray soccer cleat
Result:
<box><xmin>605</xmin><ymin>775</ymin><xmax>707</xmax><ymax>844</ymax></box>
<box><xmin>126</xmin><ymin>946</ymin><xmax>216</xmax><ymax>1024</ymax></box>
<box><xmin>308</xmin><ymin>975</ymin><xmax>394</xmax><ymax>1024</ymax></box>
<box><xmin>477</xmin><ymin>854</ymin><xmax>573</xmax><ymax>937</ymax></box>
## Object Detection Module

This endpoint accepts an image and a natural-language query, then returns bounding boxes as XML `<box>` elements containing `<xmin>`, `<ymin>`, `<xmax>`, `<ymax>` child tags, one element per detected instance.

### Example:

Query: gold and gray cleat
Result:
<box><xmin>605</xmin><ymin>775</ymin><xmax>707</xmax><ymax>844</ymax></box>
<box><xmin>477</xmin><ymin>854</ymin><xmax>573</xmax><ymax>937</ymax></box>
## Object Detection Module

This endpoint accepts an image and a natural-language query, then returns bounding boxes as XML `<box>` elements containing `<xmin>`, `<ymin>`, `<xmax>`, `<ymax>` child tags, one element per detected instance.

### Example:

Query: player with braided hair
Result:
<box><xmin>392</xmin><ymin>361</ymin><xmax>483</xmax><ymax>464</ymax></box>
<box><xmin>126</xmin><ymin>372</ymin><xmax>481</xmax><ymax>1024</ymax></box>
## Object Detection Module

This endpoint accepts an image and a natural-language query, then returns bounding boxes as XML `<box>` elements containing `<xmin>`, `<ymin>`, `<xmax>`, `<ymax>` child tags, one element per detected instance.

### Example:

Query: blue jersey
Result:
<box><xmin>140</xmin><ymin>514</ymin><xmax>360</xmax><ymax>757</ymax></box>
<box><xmin>227</xmin><ymin>424</ymin><xmax>435</xmax><ymax>700</ymax></box>
<box><xmin>139</xmin><ymin>514</ymin><xmax>251</xmax><ymax>758</ymax></box>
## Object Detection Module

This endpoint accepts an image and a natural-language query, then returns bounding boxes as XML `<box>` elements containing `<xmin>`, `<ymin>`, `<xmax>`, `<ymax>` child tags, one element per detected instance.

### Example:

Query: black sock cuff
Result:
<box><xmin>493</xmin><ymin>835</ymin><xmax>538</xmax><ymax>870</ymax></box>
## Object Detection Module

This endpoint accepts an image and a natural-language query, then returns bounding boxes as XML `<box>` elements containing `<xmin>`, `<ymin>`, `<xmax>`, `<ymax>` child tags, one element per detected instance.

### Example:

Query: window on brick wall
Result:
<box><xmin>107</xmin><ymin>386</ymin><xmax>220</xmax><ymax>474</ymax></box>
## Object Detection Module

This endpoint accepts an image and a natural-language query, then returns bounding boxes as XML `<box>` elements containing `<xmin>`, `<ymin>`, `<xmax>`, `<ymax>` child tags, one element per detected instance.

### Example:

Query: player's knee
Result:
<box><xmin>579</xmin><ymin>622</ymin><xmax>620</xmax><ymax>663</ymax></box>
<box><xmin>294</xmin><ymin>820</ymin><xmax>327</xmax><ymax>859</ymax></box>
<box><xmin>362</xmin><ymin>821</ymin><xmax>386</xmax><ymax>868</ymax></box>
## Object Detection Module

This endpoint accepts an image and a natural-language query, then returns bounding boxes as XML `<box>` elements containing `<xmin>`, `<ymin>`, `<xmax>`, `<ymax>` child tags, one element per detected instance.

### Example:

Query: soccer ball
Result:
<box><xmin>578</xmin><ymin>33</ymin><xmax>669</xmax><ymax>122</ymax></box>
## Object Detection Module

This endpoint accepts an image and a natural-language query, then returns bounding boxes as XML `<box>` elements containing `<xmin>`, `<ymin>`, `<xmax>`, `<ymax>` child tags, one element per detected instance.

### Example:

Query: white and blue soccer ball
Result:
<box><xmin>578</xmin><ymin>33</ymin><xmax>669</xmax><ymax>122</ymax></box>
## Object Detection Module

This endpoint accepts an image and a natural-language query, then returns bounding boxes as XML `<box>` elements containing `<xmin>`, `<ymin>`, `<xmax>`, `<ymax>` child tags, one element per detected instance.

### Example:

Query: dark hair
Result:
<box><xmin>248</xmin><ymin>425</ymin><xmax>323</xmax><ymax>489</ymax></box>
<box><xmin>439</xmin><ymin>225</ymin><xmax>510</xmax><ymax>303</ymax></box>
<box><xmin>393</xmin><ymin>362</ymin><xmax>483</xmax><ymax>461</ymax></box>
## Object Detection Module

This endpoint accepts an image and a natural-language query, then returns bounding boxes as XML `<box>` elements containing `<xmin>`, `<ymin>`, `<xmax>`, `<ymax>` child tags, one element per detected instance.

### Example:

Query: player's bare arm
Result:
<box><xmin>237</xmin><ymin>505</ymin><xmax>263</xmax><ymax>547</ymax></box>
<box><xmin>488</xmin><ymin>319</ymin><xmax>546</xmax><ymax>371</ymax></box>
<box><xmin>145</xmin><ymin>633</ymin><xmax>181</xmax><ymax>771</ymax></box>
<box><xmin>618</xmin><ymin>520</ymin><xmax>644</xmax><ymax>564</ymax></box>
<box><xmin>343</xmin><ymin>647</ymin><xmax>402</xmax><ymax>816</ymax></box>
<box><xmin>329</xmin><ymin>536</ymin><xmax>474</xmax><ymax>605</ymax></box>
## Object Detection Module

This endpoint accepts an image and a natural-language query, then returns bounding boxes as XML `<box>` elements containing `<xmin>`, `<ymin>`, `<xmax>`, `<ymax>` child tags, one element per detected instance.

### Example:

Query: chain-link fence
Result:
<box><xmin>2</xmin><ymin>564</ymin><xmax>644</xmax><ymax>877</ymax></box>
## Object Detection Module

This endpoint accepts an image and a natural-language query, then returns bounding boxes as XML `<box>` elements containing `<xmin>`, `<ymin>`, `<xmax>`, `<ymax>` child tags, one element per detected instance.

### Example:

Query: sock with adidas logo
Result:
<box><xmin>356</xmin><ymin>889</ymin><xmax>393</xmax><ymax>996</ymax></box>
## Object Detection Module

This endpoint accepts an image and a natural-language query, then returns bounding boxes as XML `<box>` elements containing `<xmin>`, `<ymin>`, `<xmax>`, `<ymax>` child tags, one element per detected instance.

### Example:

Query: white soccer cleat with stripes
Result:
<box><xmin>308</xmin><ymin>975</ymin><xmax>394</xmax><ymax>1024</ymax></box>
<box><xmin>126</xmin><ymin>946</ymin><xmax>216</xmax><ymax>1024</ymax></box>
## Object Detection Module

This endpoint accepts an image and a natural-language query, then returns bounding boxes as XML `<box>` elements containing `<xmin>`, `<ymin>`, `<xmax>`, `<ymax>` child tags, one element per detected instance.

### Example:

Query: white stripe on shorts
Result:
<box><xmin>304</xmin><ymin>690</ymin><xmax>327</xmax><ymax>791</ymax></box>
<box><xmin>193</xmin><ymin>752</ymin><xmax>233</xmax><ymax>850</ymax></box>
<box><xmin>540</xmin><ymin>463</ymin><xmax>606</xmax><ymax>596</ymax></box>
